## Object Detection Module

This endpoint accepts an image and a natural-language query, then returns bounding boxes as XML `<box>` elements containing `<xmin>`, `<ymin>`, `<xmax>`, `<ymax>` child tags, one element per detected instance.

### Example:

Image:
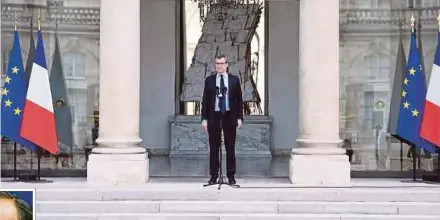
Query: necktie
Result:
<box><xmin>220</xmin><ymin>75</ymin><xmax>226</xmax><ymax>114</ymax></box>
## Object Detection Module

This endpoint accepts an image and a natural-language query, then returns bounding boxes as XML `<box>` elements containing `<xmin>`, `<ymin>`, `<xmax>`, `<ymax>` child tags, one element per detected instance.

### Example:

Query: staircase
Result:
<box><xmin>23</xmin><ymin>178</ymin><xmax>440</xmax><ymax>220</ymax></box>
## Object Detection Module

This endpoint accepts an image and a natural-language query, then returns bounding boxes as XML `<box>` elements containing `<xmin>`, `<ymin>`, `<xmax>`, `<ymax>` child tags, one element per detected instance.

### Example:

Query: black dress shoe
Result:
<box><xmin>228</xmin><ymin>177</ymin><xmax>236</xmax><ymax>185</ymax></box>
<box><xmin>208</xmin><ymin>176</ymin><xmax>218</xmax><ymax>184</ymax></box>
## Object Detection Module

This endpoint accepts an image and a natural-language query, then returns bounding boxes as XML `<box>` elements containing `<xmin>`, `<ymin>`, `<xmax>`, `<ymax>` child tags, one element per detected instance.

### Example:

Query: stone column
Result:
<box><xmin>289</xmin><ymin>0</ymin><xmax>350</xmax><ymax>185</ymax></box>
<box><xmin>87</xmin><ymin>0</ymin><xmax>148</xmax><ymax>185</ymax></box>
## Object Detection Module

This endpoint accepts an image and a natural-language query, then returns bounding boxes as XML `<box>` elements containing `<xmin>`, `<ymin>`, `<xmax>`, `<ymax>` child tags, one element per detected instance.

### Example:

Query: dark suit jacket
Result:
<box><xmin>201</xmin><ymin>73</ymin><xmax>243</xmax><ymax>126</ymax></box>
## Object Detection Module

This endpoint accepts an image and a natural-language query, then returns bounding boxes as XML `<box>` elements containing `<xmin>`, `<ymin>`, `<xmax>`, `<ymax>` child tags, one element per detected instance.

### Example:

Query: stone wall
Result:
<box><xmin>169</xmin><ymin>115</ymin><xmax>273</xmax><ymax>157</ymax></box>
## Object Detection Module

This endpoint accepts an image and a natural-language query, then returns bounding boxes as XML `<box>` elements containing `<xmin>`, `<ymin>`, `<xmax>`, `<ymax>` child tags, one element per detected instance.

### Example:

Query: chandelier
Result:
<box><xmin>192</xmin><ymin>0</ymin><xmax>250</xmax><ymax>22</ymax></box>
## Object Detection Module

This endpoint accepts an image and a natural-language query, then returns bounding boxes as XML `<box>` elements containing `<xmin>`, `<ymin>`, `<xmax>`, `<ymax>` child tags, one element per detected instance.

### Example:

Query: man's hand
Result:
<box><xmin>202</xmin><ymin>120</ymin><xmax>208</xmax><ymax>132</ymax></box>
<box><xmin>237</xmin><ymin>119</ymin><xmax>242</xmax><ymax>129</ymax></box>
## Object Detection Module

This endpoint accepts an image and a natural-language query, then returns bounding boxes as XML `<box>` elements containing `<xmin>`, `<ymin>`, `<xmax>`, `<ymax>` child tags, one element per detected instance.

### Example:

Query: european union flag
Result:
<box><xmin>396</xmin><ymin>30</ymin><xmax>436</xmax><ymax>153</ymax></box>
<box><xmin>0</xmin><ymin>30</ymin><xmax>38</xmax><ymax>152</ymax></box>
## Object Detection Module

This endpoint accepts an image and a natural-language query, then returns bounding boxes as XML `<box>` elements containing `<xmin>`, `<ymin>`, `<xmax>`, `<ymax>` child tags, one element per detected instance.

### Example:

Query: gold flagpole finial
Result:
<box><xmin>14</xmin><ymin>11</ymin><xmax>17</xmax><ymax>31</ymax></box>
<box><xmin>410</xmin><ymin>13</ymin><xmax>415</xmax><ymax>33</ymax></box>
<box><xmin>37</xmin><ymin>8</ymin><xmax>41</xmax><ymax>30</ymax></box>
<box><xmin>437</xmin><ymin>10</ymin><xmax>440</xmax><ymax>31</ymax></box>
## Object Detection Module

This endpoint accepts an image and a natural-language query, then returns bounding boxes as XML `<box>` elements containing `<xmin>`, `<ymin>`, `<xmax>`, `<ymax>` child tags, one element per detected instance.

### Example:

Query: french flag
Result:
<box><xmin>420</xmin><ymin>31</ymin><xmax>440</xmax><ymax>148</ymax></box>
<box><xmin>20</xmin><ymin>30</ymin><xmax>58</xmax><ymax>155</ymax></box>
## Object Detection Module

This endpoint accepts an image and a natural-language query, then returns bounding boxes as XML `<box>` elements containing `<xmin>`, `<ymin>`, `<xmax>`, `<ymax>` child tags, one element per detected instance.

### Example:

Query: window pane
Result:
<box><xmin>1</xmin><ymin>3</ymin><xmax>99</xmax><ymax>172</ymax></box>
<box><xmin>340</xmin><ymin>0</ymin><xmax>435</xmax><ymax>172</ymax></box>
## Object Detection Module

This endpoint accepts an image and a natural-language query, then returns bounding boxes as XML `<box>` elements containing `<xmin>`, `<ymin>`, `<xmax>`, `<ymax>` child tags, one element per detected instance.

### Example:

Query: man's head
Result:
<box><xmin>0</xmin><ymin>192</ymin><xmax>32</xmax><ymax>220</ymax></box>
<box><xmin>215</xmin><ymin>55</ymin><xmax>228</xmax><ymax>74</ymax></box>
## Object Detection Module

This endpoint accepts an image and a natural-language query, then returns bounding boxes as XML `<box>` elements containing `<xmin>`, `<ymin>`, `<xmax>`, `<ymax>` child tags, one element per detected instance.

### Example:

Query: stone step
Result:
<box><xmin>9</xmin><ymin>178</ymin><xmax>440</xmax><ymax>219</ymax></box>
<box><xmin>36</xmin><ymin>201</ymin><xmax>440</xmax><ymax>215</ymax></box>
<box><xmin>35</xmin><ymin>187</ymin><xmax>440</xmax><ymax>202</ymax></box>
<box><xmin>35</xmin><ymin>213</ymin><xmax>440</xmax><ymax>220</ymax></box>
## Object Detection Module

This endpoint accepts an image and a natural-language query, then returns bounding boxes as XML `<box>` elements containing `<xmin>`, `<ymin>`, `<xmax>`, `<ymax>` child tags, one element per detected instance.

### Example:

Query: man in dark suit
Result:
<box><xmin>201</xmin><ymin>54</ymin><xmax>243</xmax><ymax>185</ymax></box>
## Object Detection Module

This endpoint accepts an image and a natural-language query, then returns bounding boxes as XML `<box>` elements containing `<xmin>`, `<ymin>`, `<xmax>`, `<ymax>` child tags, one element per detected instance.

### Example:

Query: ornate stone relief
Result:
<box><xmin>180</xmin><ymin>3</ymin><xmax>263</xmax><ymax>102</ymax></box>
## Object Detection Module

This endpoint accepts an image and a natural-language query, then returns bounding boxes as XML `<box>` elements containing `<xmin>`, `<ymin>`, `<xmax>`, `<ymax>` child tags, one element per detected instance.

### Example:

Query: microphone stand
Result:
<box><xmin>217</xmin><ymin>90</ymin><xmax>226</xmax><ymax>190</ymax></box>
<box><xmin>204</xmin><ymin>86</ymin><xmax>239</xmax><ymax>189</ymax></box>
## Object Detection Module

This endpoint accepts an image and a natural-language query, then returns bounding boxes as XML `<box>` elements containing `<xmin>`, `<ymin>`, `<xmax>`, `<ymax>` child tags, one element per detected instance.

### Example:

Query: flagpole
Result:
<box><xmin>29</xmin><ymin>15</ymin><xmax>34</xmax><ymax>173</ymax></box>
<box><xmin>398</xmin><ymin>18</ymin><xmax>404</xmax><ymax>169</ymax></box>
<box><xmin>421</xmin><ymin>11</ymin><xmax>440</xmax><ymax>184</ymax></box>
<box><xmin>27</xmin><ymin>14</ymin><xmax>35</xmax><ymax>182</ymax></box>
<box><xmin>394</xmin><ymin>15</ymin><xmax>406</xmax><ymax>171</ymax></box>
<box><xmin>14</xmin><ymin>11</ymin><xmax>17</xmax><ymax>31</ymax></box>
<box><xmin>13</xmin><ymin>12</ymin><xmax>18</xmax><ymax>182</ymax></box>
<box><xmin>436</xmin><ymin>11</ymin><xmax>440</xmax><ymax>183</ymax></box>
<box><xmin>410</xmin><ymin>13</ymin><xmax>415</xmax><ymax>33</ymax></box>
<box><xmin>37</xmin><ymin>8</ymin><xmax>41</xmax><ymax>31</ymax></box>
<box><xmin>36</xmin><ymin>8</ymin><xmax>42</xmax><ymax>182</ymax></box>
<box><xmin>410</xmin><ymin>13</ymin><xmax>418</xmax><ymax>182</ymax></box>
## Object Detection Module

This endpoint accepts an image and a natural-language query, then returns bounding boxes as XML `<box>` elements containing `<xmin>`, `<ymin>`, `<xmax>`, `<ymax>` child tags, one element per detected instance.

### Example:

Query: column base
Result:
<box><xmin>289</xmin><ymin>150</ymin><xmax>351</xmax><ymax>186</ymax></box>
<box><xmin>87</xmin><ymin>148</ymin><xmax>149</xmax><ymax>185</ymax></box>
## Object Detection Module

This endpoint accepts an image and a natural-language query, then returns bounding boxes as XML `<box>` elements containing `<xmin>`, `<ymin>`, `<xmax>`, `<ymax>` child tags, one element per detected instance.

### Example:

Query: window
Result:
<box><xmin>63</xmin><ymin>50</ymin><xmax>89</xmax><ymax>152</ymax></box>
<box><xmin>2</xmin><ymin>49</ymin><xmax>10</xmax><ymax>77</ymax></box>
<box><xmin>346</xmin><ymin>0</ymin><xmax>390</xmax><ymax>8</ymax></box>
<box><xmin>364</xmin><ymin>53</ymin><xmax>390</xmax><ymax>81</ymax></box>
<box><xmin>63</xmin><ymin>51</ymin><xmax>86</xmax><ymax>78</ymax></box>
<box><xmin>68</xmin><ymin>88</ymin><xmax>87</xmax><ymax>125</ymax></box>
<box><xmin>363</xmin><ymin>91</ymin><xmax>374</xmax><ymax>131</ymax></box>
<box><xmin>421</xmin><ymin>0</ymin><xmax>440</xmax><ymax>7</ymax></box>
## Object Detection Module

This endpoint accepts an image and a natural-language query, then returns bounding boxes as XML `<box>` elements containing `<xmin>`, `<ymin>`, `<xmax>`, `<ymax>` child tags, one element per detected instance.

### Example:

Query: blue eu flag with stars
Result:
<box><xmin>395</xmin><ymin>30</ymin><xmax>436</xmax><ymax>153</ymax></box>
<box><xmin>1</xmin><ymin>30</ymin><xmax>37</xmax><ymax>152</ymax></box>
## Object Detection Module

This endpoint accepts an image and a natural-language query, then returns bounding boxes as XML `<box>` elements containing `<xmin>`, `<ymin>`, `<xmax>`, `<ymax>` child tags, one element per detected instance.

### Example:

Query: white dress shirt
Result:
<box><xmin>215</xmin><ymin>73</ymin><xmax>229</xmax><ymax>112</ymax></box>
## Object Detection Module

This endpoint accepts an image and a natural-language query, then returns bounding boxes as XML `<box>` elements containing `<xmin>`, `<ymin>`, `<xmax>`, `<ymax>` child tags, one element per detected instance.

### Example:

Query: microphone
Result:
<box><xmin>216</xmin><ymin>86</ymin><xmax>223</xmax><ymax>98</ymax></box>
<box><xmin>222</xmin><ymin>87</ymin><xmax>227</xmax><ymax>96</ymax></box>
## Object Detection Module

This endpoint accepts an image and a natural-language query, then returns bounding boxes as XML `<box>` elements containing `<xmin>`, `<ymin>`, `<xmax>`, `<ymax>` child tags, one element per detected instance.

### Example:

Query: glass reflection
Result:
<box><xmin>1</xmin><ymin>0</ymin><xmax>100</xmax><ymax>172</ymax></box>
<box><xmin>340</xmin><ymin>0</ymin><xmax>438</xmax><ymax>172</ymax></box>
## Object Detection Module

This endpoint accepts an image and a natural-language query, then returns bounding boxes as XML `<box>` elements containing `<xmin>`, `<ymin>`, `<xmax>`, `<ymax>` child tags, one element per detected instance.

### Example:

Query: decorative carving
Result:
<box><xmin>2</xmin><ymin>3</ymin><xmax>439</xmax><ymax>29</ymax></box>
<box><xmin>47</xmin><ymin>0</ymin><xmax>64</xmax><ymax>8</ymax></box>
<box><xmin>1</xmin><ymin>4</ymin><xmax>100</xmax><ymax>26</ymax></box>
<box><xmin>340</xmin><ymin>8</ymin><xmax>440</xmax><ymax>27</ymax></box>
<box><xmin>180</xmin><ymin>3</ymin><xmax>263</xmax><ymax>103</ymax></box>
<box><xmin>193</xmin><ymin>0</ymin><xmax>242</xmax><ymax>22</ymax></box>
<box><xmin>169</xmin><ymin>115</ymin><xmax>272</xmax><ymax>157</ymax></box>
<box><xmin>46</xmin><ymin>8</ymin><xmax>100</xmax><ymax>25</ymax></box>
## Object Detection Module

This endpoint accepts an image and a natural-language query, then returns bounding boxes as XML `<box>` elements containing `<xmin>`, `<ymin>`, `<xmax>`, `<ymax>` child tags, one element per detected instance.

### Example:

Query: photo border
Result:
<box><xmin>0</xmin><ymin>188</ymin><xmax>36</xmax><ymax>220</ymax></box>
